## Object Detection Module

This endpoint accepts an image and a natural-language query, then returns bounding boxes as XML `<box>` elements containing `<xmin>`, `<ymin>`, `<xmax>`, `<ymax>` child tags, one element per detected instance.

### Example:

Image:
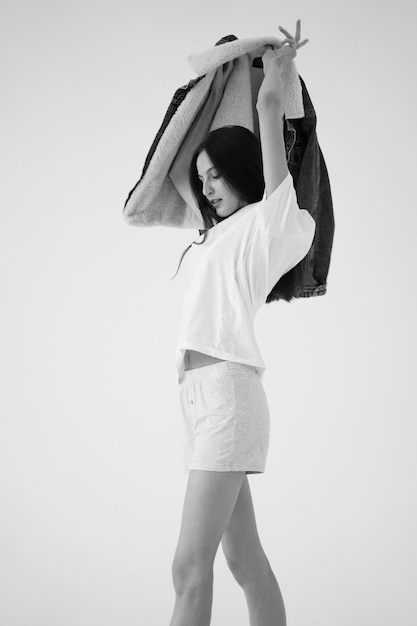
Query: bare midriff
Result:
<box><xmin>184</xmin><ymin>349</ymin><xmax>226</xmax><ymax>371</ymax></box>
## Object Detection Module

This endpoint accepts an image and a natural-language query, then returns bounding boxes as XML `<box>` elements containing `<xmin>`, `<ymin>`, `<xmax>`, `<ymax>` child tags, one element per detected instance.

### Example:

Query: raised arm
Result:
<box><xmin>256</xmin><ymin>20</ymin><xmax>308</xmax><ymax>199</ymax></box>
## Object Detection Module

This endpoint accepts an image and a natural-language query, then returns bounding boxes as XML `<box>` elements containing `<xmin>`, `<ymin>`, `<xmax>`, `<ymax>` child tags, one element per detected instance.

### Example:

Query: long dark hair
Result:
<box><xmin>170</xmin><ymin>126</ymin><xmax>263</xmax><ymax>276</ymax></box>
<box><xmin>170</xmin><ymin>125</ymin><xmax>302</xmax><ymax>302</ymax></box>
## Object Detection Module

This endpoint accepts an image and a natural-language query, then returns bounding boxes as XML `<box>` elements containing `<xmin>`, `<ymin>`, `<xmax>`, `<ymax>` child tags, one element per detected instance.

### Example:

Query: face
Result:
<box><xmin>196</xmin><ymin>150</ymin><xmax>244</xmax><ymax>219</ymax></box>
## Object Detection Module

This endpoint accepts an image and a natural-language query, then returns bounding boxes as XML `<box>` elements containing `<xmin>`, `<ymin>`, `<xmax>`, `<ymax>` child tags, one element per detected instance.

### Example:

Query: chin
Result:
<box><xmin>216</xmin><ymin>205</ymin><xmax>232</xmax><ymax>217</ymax></box>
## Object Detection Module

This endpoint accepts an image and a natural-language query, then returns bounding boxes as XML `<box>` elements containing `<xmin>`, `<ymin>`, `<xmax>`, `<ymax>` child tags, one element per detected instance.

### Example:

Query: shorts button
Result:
<box><xmin>190</xmin><ymin>399</ymin><xmax>194</xmax><ymax>404</ymax></box>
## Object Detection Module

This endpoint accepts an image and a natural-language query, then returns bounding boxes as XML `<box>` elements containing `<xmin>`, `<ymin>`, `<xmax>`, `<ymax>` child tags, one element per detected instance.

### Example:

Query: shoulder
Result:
<box><xmin>256</xmin><ymin>173</ymin><xmax>315</xmax><ymax>238</ymax></box>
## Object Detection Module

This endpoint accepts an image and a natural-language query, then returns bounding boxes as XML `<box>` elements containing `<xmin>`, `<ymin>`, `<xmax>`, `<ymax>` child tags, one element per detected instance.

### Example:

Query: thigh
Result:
<box><xmin>221</xmin><ymin>476</ymin><xmax>265</xmax><ymax>563</ymax></box>
<box><xmin>173</xmin><ymin>470</ymin><xmax>246</xmax><ymax>567</ymax></box>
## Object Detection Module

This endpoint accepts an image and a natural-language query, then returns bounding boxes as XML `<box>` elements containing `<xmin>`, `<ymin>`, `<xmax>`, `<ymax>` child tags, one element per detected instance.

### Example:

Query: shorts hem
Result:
<box><xmin>186</xmin><ymin>464</ymin><xmax>265</xmax><ymax>474</ymax></box>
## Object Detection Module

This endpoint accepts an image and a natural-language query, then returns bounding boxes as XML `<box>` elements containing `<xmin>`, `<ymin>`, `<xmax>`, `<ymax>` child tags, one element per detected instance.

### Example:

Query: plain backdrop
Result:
<box><xmin>1</xmin><ymin>0</ymin><xmax>416</xmax><ymax>625</ymax></box>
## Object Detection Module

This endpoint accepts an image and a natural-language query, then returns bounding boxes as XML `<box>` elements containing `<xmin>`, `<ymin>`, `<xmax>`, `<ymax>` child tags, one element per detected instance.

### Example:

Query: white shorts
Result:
<box><xmin>178</xmin><ymin>360</ymin><xmax>270</xmax><ymax>474</ymax></box>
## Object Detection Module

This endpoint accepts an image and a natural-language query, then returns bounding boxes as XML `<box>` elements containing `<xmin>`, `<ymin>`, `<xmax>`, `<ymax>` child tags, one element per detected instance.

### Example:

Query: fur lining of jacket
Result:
<box><xmin>123</xmin><ymin>34</ymin><xmax>303</xmax><ymax>229</ymax></box>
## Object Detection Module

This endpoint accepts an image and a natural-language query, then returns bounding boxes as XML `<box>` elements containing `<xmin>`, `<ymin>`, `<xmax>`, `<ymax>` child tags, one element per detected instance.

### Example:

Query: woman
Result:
<box><xmin>170</xmin><ymin>21</ymin><xmax>314</xmax><ymax>626</ymax></box>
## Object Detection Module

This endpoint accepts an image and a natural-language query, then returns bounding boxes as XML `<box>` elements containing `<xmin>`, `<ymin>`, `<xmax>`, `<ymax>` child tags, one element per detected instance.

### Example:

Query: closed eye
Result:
<box><xmin>197</xmin><ymin>174</ymin><xmax>220</xmax><ymax>181</ymax></box>
<box><xmin>197</xmin><ymin>170</ymin><xmax>220</xmax><ymax>181</ymax></box>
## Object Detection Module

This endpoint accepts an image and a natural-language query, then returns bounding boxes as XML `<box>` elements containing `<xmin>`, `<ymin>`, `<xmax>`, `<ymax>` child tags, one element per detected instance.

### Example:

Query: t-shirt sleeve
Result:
<box><xmin>256</xmin><ymin>172</ymin><xmax>315</xmax><ymax>240</ymax></box>
<box><xmin>253</xmin><ymin>172</ymin><xmax>316</xmax><ymax>295</ymax></box>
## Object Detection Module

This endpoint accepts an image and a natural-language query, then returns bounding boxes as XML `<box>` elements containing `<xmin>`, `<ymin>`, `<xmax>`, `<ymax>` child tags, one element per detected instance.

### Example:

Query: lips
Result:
<box><xmin>211</xmin><ymin>199</ymin><xmax>221</xmax><ymax>208</ymax></box>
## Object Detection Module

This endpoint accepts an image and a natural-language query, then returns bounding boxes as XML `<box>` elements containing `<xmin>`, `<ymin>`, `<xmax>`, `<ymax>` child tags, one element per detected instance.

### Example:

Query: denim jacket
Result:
<box><xmin>125</xmin><ymin>36</ymin><xmax>334</xmax><ymax>300</ymax></box>
<box><xmin>281</xmin><ymin>75</ymin><xmax>334</xmax><ymax>298</ymax></box>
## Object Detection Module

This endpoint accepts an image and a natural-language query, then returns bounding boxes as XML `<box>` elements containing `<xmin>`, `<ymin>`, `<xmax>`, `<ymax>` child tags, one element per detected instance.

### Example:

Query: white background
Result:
<box><xmin>1</xmin><ymin>1</ymin><xmax>416</xmax><ymax>624</ymax></box>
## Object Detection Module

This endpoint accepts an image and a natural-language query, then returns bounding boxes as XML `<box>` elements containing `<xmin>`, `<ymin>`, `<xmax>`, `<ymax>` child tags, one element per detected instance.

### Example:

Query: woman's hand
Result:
<box><xmin>262</xmin><ymin>19</ymin><xmax>308</xmax><ymax>73</ymax></box>
<box><xmin>257</xmin><ymin>19</ymin><xmax>308</xmax><ymax>110</ymax></box>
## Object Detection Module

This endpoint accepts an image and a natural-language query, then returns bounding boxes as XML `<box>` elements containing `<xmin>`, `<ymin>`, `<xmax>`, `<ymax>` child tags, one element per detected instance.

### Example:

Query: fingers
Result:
<box><xmin>278</xmin><ymin>25</ymin><xmax>293</xmax><ymax>39</ymax></box>
<box><xmin>278</xmin><ymin>18</ymin><xmax>308</xmax><ymax>50</ymax></box>
<box><xmin>280</xmin><ymin>38</ymin><xmax>309</xmax><ymax>48</ymax></box>
<box><xmin>262</xmin><ymin>18</ymin><xmax>308</xmax><ymax>68</ymax></box>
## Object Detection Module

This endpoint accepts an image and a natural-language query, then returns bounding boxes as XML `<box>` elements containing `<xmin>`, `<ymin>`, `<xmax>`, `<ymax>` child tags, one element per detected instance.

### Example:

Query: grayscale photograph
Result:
<box><xmin>1</xmin><ymin>1</ymin><xmax>416</xmax><ymax>625</ymax></box>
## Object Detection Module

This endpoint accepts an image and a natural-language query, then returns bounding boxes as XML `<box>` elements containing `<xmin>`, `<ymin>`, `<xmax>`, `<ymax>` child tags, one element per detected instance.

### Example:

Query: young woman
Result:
<box><xmin>170</xmin><ymin>21</ymin><xmax>314</xmax><ymax>626</ymax></box>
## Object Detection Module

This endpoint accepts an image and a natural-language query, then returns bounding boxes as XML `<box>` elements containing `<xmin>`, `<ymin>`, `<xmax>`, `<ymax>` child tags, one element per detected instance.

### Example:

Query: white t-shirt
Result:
<box><xmin>175</xmin><ymin>172</ymin><xmax>316</xmax><ymax>383</ymax></box>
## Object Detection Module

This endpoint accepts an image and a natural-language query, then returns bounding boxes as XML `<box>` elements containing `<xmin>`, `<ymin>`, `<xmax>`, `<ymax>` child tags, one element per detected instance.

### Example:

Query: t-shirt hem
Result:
<box><xmin>176</xmin><ymin>343</ymin><xmax>266</xmax><ymax>383</ymax></box>
<box><xmin>177</xmin><ymin>342</ymin><xmax>264</xmax><ymax>366</ymax></box>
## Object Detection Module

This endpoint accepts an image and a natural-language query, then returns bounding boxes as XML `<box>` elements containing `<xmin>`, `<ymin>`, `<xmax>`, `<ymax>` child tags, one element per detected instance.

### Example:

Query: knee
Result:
<box><xmin>223</xmin><ymin>551</ymin><xmax>251</xmax><ymax>587</ymax></box>
<box><xmin>171</xmin><ymin>553</ymin><xmax>213</xmax><ymax>597</ymax></box>
<box><xmin>223</xmin><ymin>543</ymin><xmax>271</xmax><ymax>588</ymax></box>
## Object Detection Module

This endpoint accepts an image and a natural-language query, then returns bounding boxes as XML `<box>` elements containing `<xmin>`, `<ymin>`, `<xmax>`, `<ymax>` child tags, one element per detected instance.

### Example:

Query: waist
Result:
<box><xmin>184</xmin><ymin>349</ymin><xmax>226</xmax><ymax>371</ymax></box>
<box><xmin>180</xmin><ymin>358</ymin><xmax>259</xmax><ymax>386</ymax></box>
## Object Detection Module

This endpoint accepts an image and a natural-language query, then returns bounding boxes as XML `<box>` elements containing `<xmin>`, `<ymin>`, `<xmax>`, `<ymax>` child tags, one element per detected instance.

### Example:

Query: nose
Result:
<box><xmin>202</xmin><ymin>178</ymin><xmax>213</xmax><ymax>198</ymax></box>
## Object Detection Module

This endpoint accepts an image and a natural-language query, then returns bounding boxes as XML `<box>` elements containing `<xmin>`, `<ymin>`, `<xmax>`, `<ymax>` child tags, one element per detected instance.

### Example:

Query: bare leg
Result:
<box><xmin>169</xmin><ymin>470</ymin><xmax>246</xmax><ymax>626</ymax></box>
<box><xmin>221</xmin><ymin>476</ymin><xmax>286</xmax><ymax>626</ymax></box>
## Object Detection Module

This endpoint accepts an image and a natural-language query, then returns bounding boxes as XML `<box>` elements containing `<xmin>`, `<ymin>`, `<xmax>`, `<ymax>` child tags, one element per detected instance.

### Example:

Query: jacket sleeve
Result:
<box><xmin>284</xmin><ymin>75</ymin><xmax>335</xmax><ymax>298</ymax></box>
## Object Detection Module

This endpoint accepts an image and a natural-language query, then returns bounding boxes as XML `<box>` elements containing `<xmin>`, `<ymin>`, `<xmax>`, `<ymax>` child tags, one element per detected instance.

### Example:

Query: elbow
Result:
<box><xmin>122</xmin><ymin>199</ymin><xmax>135</xmax><ymax>225</ymax></box>
<box><xmin>256</xmin><ymin>91</ymin><xmax>285</xmax><ymax>115</ymax></box>
<box><xmin>123</xmin><ymin>201</ymin><xmax>143</xmax><ymax>226</ymax></box>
